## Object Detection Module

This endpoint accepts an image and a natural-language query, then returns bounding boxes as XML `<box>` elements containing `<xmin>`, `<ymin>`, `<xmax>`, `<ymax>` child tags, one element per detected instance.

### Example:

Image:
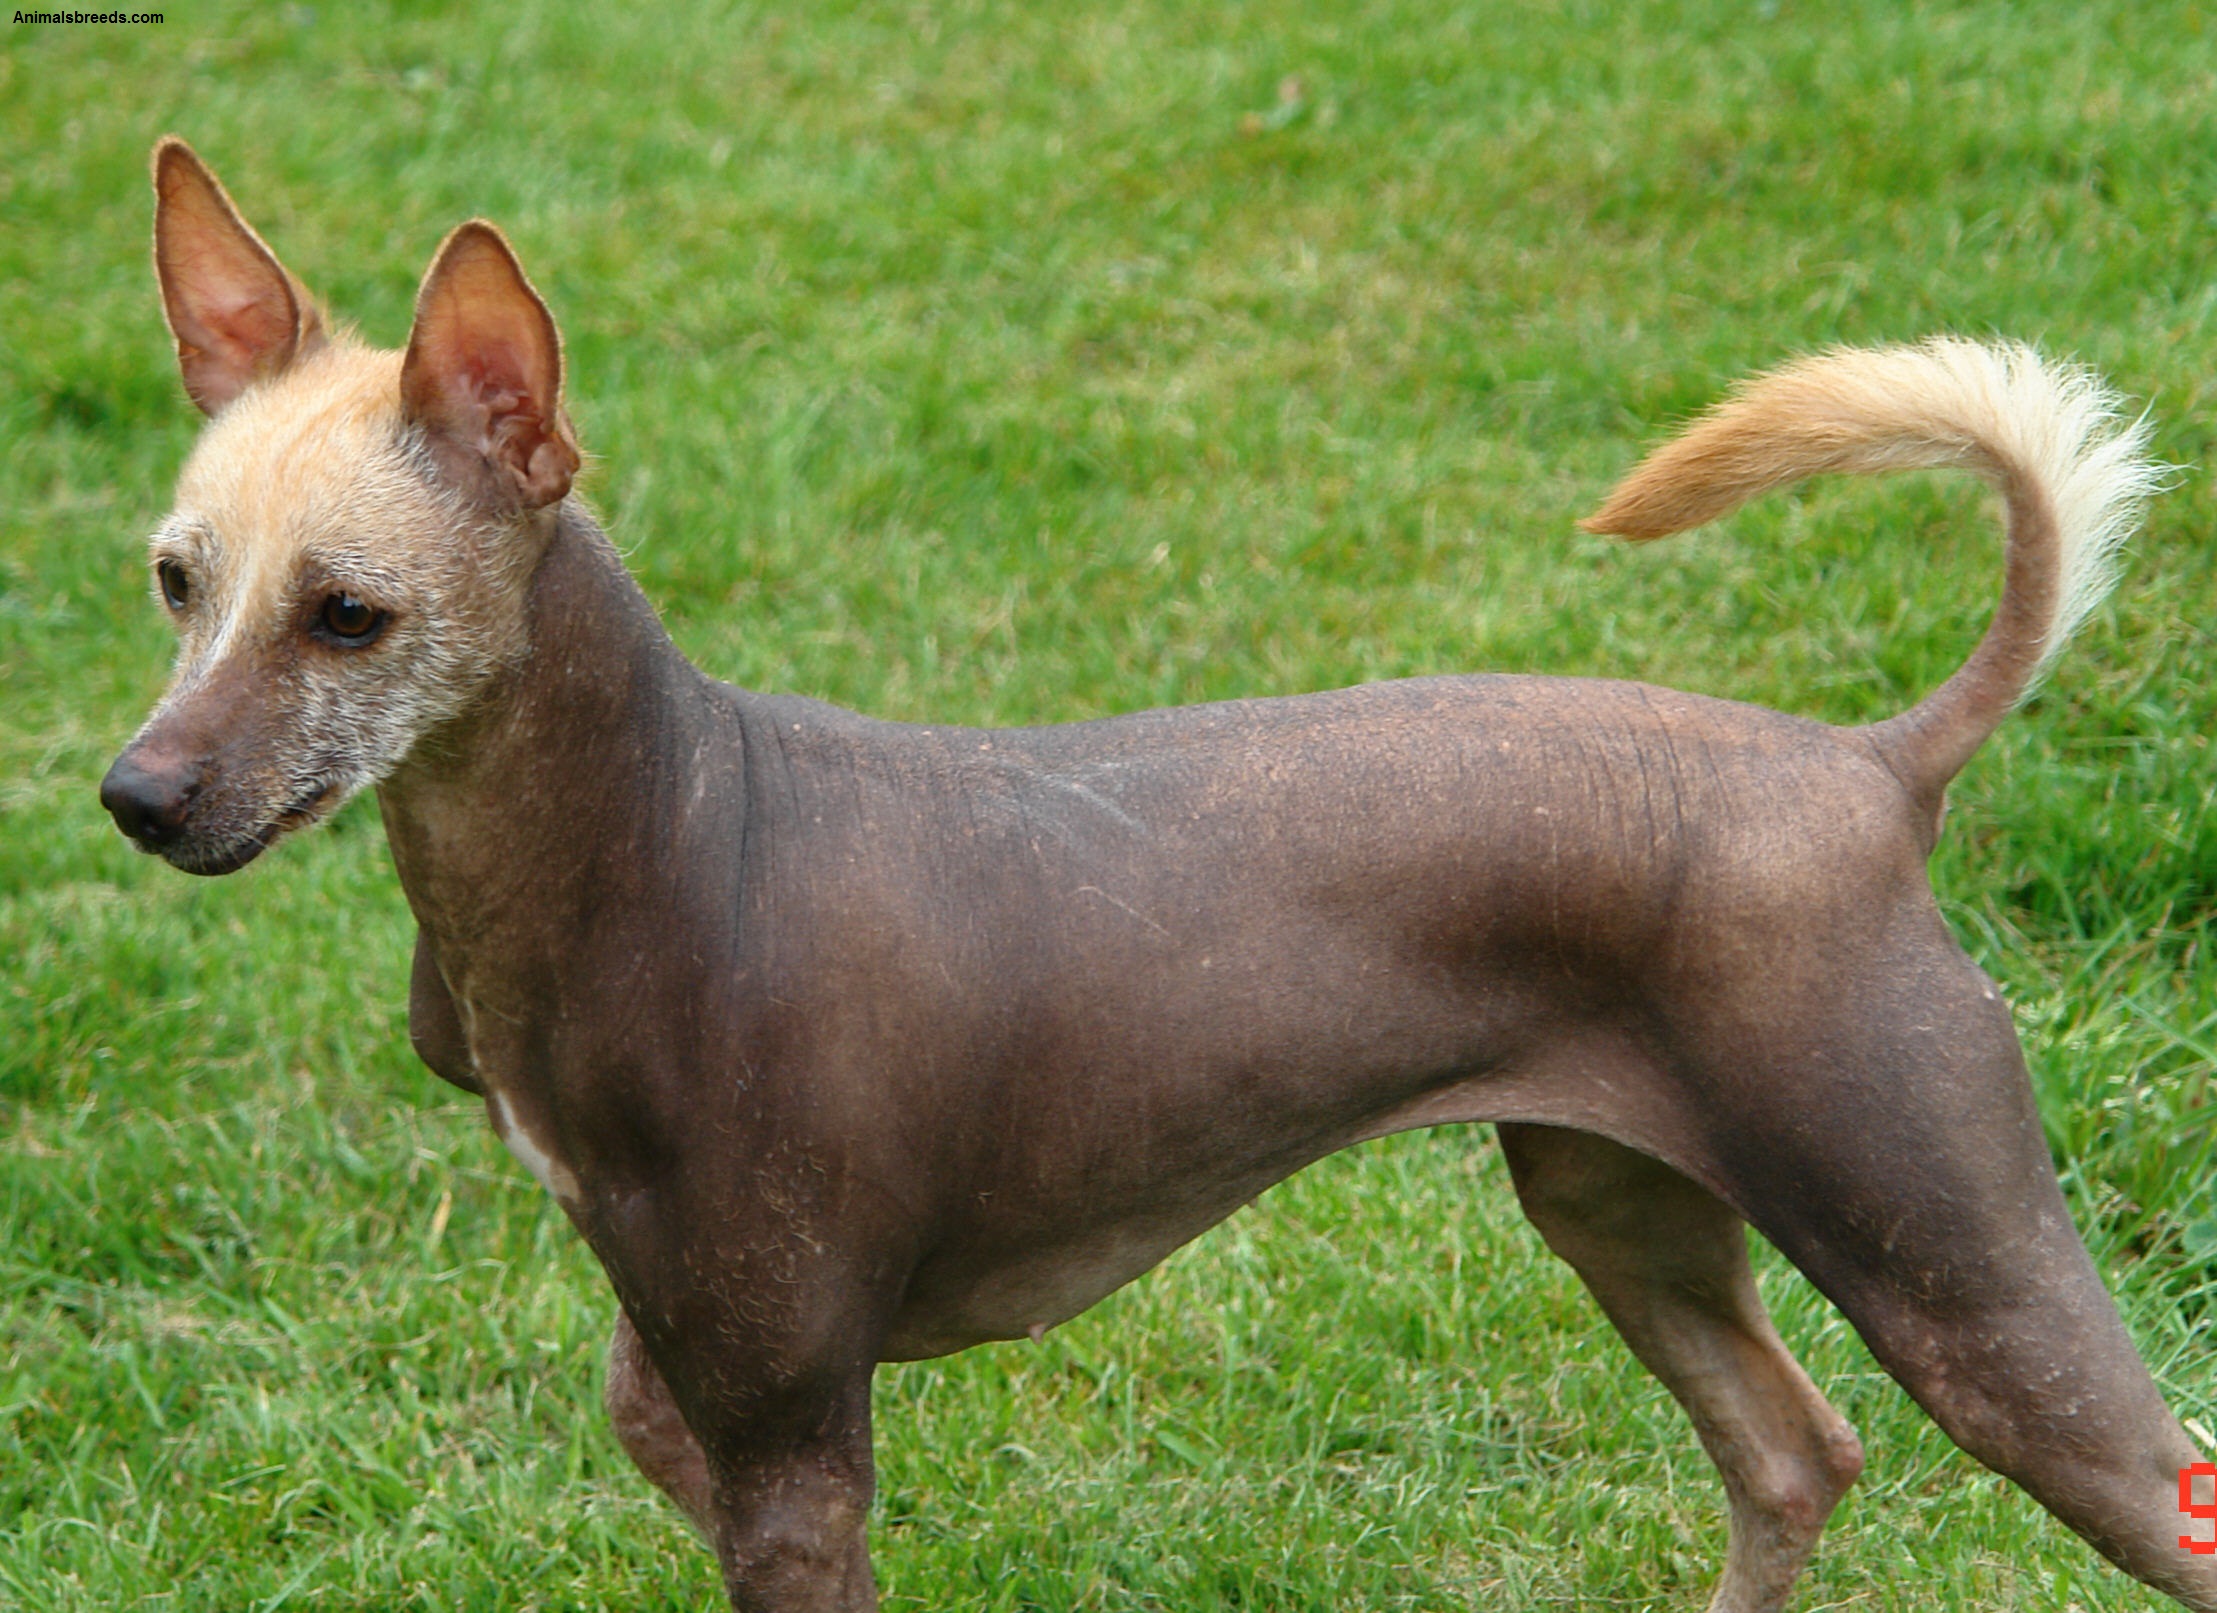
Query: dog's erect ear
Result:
<box><xmin>152</xmin><ymin>137</ymin><xmax>326</xmax><ymax>415</ymax></box>
<box><xmin>400</xmin><ymin>222</ymin><xmax>580</xmax><ymax>511</ymax></box>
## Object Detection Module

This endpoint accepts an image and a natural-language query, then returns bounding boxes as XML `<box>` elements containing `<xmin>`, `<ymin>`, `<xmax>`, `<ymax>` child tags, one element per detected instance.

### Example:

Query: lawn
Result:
<box><xmin>3</xmin><ymin>1</ymin><xmax>2216</xmax><ymax>1608</ymax></box>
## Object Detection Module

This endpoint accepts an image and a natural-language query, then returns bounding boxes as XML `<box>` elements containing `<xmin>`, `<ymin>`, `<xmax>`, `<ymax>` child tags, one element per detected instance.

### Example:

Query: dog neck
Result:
<box><xmin>376</xmin><ymin>501</ymin><xmax>733</xmax><ymax>988</ymax></box>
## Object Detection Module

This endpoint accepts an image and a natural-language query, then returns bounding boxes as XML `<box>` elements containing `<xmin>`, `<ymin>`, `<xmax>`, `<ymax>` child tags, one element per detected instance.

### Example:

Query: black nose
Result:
<box><xmin>100</xmin><ymin>753</ymin><xmax>196</xmax><ymax>847</ymax></box>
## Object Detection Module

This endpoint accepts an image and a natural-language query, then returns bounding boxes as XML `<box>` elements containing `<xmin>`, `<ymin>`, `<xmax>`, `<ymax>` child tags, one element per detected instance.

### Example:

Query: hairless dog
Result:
<box><xmin>102</xmin><ymin>138</ymin><xmax>2209</xmax><ymax>1611</ymax></box>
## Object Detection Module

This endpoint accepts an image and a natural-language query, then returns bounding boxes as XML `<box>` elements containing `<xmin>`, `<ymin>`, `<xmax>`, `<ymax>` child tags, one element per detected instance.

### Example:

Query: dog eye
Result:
<box><xmin>318</xmin><ymin>591</ymin><xmax>386</xmax><ymax>644</ymax></box>
<box><xmin>156</xmin><ymin>559</ymin><xmax>190</xmax><ymax>611</ymax></box>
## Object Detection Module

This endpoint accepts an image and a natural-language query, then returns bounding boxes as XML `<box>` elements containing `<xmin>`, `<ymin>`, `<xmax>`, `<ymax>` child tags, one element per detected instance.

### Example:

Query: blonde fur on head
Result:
<box><xmin>1583</xmin><ymin>338</ymin><xmax>2161</xmax><ymax>692</ymax></box>
<box><xmin>123</xmin><ymin>137</ymin><xmax>575</xmax><ymax>875</ymax></box>
<box><xmin>129</xmin><ymin>334</ymin><xmax>548</xmax><ymax>869</ymax></box>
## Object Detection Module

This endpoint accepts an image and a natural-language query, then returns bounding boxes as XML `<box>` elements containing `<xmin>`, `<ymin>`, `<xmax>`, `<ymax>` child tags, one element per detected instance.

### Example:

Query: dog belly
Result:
<box><xmin>879</xmin><ymin>1220</ymin><xmax>1213</xmax><ymax>1360</ymax></box>
<box><xmin>871</xmin><ymin>1013</ymin><xmax>1739</xmax><ymax>1364</ymax></box>
<box><xmin>878</xmin><ymin>1154</ymin><xmax>1360</xmax><ymax>1359</ymax></box>
<box><xmin>878</xmin><ymin>1125</ymin><xmax>1374</xmax><ymax>1361</ymax></box>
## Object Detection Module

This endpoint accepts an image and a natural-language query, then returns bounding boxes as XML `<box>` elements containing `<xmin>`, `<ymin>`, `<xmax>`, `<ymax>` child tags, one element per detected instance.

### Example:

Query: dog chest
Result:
<box><xmin>487</xmin><ymin>1090</ymin><xmax>582</xmax><ymax>1203</ymax></box>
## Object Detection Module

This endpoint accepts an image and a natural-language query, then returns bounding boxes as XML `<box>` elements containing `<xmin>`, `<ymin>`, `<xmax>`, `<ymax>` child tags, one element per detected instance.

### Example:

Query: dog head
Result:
<box><xmin>101</xmin><ymin>139</ymin><xmax>582</xmax><ymax>874</ymax></box>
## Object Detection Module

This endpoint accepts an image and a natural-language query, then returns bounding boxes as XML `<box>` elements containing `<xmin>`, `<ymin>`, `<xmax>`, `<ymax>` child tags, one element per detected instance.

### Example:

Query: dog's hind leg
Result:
<box><xmin>1689</xmin><ymin>939</ymin><xmax>2217</xmax><ymax>1610</ymax></box>
<box><xmin>606</xmin><ymin>1308</ymin><xmax>718</xmax><ymax>1538</ymax></box>
<box><xmin>1499</xmin><ymin>1122</ymin><xmax>1865</xmax><ymax>1613</ymax></box>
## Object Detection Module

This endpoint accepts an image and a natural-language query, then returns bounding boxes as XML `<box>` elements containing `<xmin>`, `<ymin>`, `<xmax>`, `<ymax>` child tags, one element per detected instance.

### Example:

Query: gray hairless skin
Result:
<box><xmin>103</xmin><ymin>140</ymin><xmax>2213</xmax><ymax>1611</ymax></box>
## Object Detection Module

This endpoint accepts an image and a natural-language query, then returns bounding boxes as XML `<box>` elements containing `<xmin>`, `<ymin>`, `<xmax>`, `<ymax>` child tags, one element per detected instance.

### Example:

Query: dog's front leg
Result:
<box><xmin>703</xmin><ymin>1404</ymin><xmax>878</xmax><ymax>1613</ymax></box>
<box><xmin>605</xmin><ymin>1307</ymin><xmax>717</xmax><ymax>1538</ymax></box>
<box><xmin>591</xmin><ymin>1211</ymin><xmax>885</xmax><ymax>1612</ymax></box>
<box><xmin>616</xmin><ymin>1312</ymin><xmax>878</xmax><ymax>1611</ymax></box>
<box><xmin>405</xmin><ymin>931</ymin><xmax>481</xmax><ymax>1095</ymax></box>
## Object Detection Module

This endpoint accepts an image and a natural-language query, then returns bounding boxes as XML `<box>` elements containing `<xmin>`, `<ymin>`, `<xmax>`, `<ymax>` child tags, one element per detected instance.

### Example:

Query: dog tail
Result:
<box><xmin>1580</xmin><ymin>338</ymin><xmax>2159</xmax><ymax>806</ymax></box>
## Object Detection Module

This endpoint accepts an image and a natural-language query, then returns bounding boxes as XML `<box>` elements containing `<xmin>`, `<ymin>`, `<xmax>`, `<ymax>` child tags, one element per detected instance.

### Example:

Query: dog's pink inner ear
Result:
<box><xmin>153</xmin><ymin>139</ymin><xmax>325</xmax><ymax>415</ymax></box>
<box><xmin>401</xmin><ymin>223</ymin><xmax>580</xmax><ymax>511</ymax></box>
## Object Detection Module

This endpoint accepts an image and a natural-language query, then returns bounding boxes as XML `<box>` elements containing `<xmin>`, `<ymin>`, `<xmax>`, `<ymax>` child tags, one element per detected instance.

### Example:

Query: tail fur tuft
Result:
<box><xmin>1583</xmin><ymin>339</ymin><xmax>2162</xmax><ymax>791</ymax></box>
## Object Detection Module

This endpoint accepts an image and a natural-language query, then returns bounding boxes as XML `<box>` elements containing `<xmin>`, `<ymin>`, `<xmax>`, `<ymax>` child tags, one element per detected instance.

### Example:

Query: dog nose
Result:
<box><xmin>100</xmin><ymin>753</ymin><xmax>196</xmax><ymax>847</ymax></box>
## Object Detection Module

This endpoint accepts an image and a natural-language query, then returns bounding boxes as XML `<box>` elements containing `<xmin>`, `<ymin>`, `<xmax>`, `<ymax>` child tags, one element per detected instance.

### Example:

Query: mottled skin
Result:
<box><xmin>105</xmin><ymin>142</ymin><xmax>2213</xmax><ymax>1612</ymax></box>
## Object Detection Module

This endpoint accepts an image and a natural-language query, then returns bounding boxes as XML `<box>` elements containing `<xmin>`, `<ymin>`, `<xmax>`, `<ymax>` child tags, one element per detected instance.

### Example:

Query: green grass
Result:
<box><xmin>4</xmin><ymin>0</ymin><xmax>2216</xmax><ymax>1606</ymax></box>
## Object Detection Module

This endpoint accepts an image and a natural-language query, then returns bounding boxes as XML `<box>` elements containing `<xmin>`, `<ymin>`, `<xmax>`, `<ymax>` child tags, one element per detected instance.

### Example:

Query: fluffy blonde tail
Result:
<box><xmin>1583</xmin><ymin>339</ymin><xmax>2159</xmax><ymax>804</ymax></box>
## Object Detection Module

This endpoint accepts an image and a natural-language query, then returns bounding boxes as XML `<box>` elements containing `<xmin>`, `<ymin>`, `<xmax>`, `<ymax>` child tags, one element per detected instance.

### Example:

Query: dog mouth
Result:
<box><xmin>275</xmin><ymin>779</ymin><xmax>337</xmax><ymax>829</ymax></box>
<box><xmin>163</xmin><ymin>780</ymin><xmax>337</xmax><ymax>877</ymax></box>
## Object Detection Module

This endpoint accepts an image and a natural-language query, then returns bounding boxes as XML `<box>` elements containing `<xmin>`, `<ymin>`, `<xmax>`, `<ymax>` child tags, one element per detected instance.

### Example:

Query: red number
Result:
<box><xmin>2181</xmin><ymin>1463</ymin><xmax>2217</xmax><ymax>1553</ymax></box>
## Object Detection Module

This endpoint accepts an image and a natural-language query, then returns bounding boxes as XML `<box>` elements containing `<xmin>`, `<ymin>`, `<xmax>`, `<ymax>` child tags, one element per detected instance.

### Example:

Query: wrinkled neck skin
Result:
<box><xmin>376</xmin><ymin>501</ymin><xmax>729</xmax><ymax>1030</ymax></box>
